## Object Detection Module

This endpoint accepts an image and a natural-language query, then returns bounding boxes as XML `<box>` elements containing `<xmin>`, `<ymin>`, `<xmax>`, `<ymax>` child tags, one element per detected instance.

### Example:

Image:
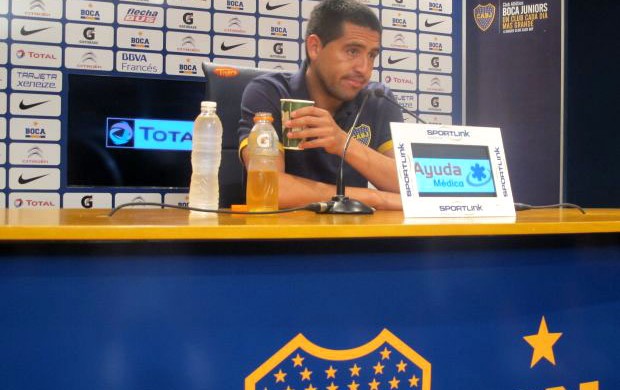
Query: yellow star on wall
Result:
<box><xmin>305</xmin><ymin>385</ymin><xmax>317</xmax><ymax>390</ymax></box>
<box><xmin>408</xmin><ymin>374</ymin><xmax>420</xmax><ymax>388</ymax></box>
<box><xmin>380</xmin><ymin>347</ymin><xmax>392</xmax><ymax>360</ymax></box>
<box><xmin>369</xmin><ymin>378</ymin><xmax>381</xmax><ymax>390</ymax></box>
<box><xmin>286</xmin><ymin>386</ymin><xmax>295</xmax><ymax>390</ymax></box>
<box><xmin>389</xmin><ymin>376</ymin><xmax>400</xmax><ymax>389</ymax></box>
<box><xmin>327</xmin><ymin>382</ymin><xmax>339</xmax><ymax>390</ymax></box>
<box><xmin>274</xmin><ymin>369</ymin><xmax>287</xmax><ymax>383</ymax></box>
<box><xmin>292</xmin><ymin>353</ymin><xmax>305</xmax><ymax>367</ymax></box>
<box><xmin>347</xmin><ymin>380</ymin><xmax>360</xmax><ymax>390</ymax></box>
<box><xmin>349</xmin><ymin>363</ymin><xmax>361</xmax><ymax>377</ymax></box>
<box><xmin>396</xmin><ymin>360</ymin><xmax>407</xmax><ymax>373</ymax></box>
<box><xmin>300</xmin><ymin>367</ymin><xmax>312</xmax><ymax>381</ymax></box>
<box><xmin>373</xmin><ymin>362</ymin><xmax>385</xmax><ymax>375</ymax></box>
<box><xmin>523</xmin><ymin>316</ymin><xmax>563</xmax><ymax>368</ymax></box>
<box><xmin>325</xmin><ymin>365</ymin><xmax>337</xmax><ymax>379</ymax></box>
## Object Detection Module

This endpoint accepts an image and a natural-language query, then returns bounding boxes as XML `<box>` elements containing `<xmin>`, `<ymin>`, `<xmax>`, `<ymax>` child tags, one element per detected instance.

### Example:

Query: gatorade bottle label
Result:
<box><xmin>257</xmin><ymin>133</ymin><xmax>272</xmax><ymax>148</ymax></box>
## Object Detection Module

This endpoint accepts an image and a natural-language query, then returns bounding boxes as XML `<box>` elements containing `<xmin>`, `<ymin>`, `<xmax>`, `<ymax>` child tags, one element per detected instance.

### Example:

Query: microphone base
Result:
<box><xmin>319</xmin><ymin>195</ymin><xmax>374</xmax><ymax>215</ymax></box>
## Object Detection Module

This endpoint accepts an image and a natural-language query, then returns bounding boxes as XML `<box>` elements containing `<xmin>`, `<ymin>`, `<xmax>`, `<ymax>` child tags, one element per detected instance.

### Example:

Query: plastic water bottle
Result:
<box><xmin>188</xmin><ymin>101</ymin><xmax>222</xmax><ymax>215</ymax></box>
<box><xmin>246</xmin><ymin>112</ymin><xmax>279</xmax><ymax>212</ymax></box>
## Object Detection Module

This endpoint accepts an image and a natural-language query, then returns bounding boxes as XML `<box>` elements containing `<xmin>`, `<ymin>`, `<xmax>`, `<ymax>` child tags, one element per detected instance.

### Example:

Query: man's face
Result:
<box><xmin>310</xmin><ymin>22</ymin><xmax>380</xmax><ymax>102</ymax></box>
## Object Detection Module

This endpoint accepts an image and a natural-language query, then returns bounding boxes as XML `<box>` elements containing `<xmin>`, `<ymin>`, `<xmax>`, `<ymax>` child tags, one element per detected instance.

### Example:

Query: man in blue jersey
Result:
<box><xmin>238</xmin><ymin>0</ymin><xmax>404</xmax><ymax>210</ymax></box>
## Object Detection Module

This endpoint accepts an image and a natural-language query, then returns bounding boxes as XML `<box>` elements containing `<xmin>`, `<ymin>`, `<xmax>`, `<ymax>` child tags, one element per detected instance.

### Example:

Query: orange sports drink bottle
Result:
<box><xmin>246</xmin><ymin>112</ymin><xmax>279</xmax><ymax>212</ymax></box>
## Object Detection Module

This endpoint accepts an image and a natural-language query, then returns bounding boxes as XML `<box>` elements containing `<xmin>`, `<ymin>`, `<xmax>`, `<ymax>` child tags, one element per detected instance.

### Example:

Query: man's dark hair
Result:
<box><xmin>305</xmin><ymin>0</ymin><xmax>382</xmax><ymax>46</ymax></box>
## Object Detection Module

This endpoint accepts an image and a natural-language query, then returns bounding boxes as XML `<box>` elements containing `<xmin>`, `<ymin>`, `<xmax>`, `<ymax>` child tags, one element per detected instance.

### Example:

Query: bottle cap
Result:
<box><xmin>253</xmin><ymin>112</ymin><xmax>273</xmax><ymax>123</ymax></box>
<box><xmin>201</xmin><ymin>101</ymin><xmax>217</xmax><ymax>109</ymax></box>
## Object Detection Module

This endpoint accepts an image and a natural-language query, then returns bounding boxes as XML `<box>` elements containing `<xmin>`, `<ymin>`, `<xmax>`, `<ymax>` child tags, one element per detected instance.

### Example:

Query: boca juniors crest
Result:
<box><xmin>473</xmin><ymin>3</ymin><xmax>496</xmax><ymax>32</ymax></box>
<box><xmin>351</xmin><ymin>124</ymin><xmax>372</xmax><ymax>146</ymax></box>
<box><xmin>245</xmin><ymin>329</ymin><xmax>431</xmax><ymax>390</ymax></box>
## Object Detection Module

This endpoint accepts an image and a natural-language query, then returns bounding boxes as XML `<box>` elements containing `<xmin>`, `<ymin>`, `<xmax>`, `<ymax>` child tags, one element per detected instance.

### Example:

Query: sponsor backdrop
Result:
<box><xmin>466</xmin><ymin>0</ymin><xmax>562</xmax><ymax>205</ymax></box>
<box><xmin>0</xmin><ymin>0</ymin><xmax>462</xmax><ymax>209</ymax></box>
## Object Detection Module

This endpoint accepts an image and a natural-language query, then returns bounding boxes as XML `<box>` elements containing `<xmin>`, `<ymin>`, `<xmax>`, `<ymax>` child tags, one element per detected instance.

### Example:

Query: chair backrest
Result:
<box><xmin>201</xmin><ymin>62</ymin><xmax>275</xmax><ymax>207</ymax></box>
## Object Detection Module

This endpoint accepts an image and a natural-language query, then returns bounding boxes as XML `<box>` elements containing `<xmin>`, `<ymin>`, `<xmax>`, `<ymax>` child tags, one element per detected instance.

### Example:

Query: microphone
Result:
<box><xmin>373</xmin><ymin>88</ymin><xmax>427</xmax><ymax>124</ymax></box>
<box><xmin>318</xmin><ymin>88</ymin><xmax>374</xmax><ymax>214</ymax></box>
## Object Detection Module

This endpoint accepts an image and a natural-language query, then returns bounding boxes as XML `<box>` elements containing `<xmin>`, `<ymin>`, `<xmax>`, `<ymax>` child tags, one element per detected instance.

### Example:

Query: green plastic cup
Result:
<box><xmin>280</xmin><ymin>98</ymin><xmax>314</xmax><ymax>150</ymax></box>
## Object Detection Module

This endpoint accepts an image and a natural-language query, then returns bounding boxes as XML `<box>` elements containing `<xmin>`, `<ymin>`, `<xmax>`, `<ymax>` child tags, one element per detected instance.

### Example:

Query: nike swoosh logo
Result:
<box><xmin>387</xmin><ymin>56</ymin><xmax>408</xmax><ymax>64</ymax></box>
<box><xmin>424</xmin><ymin>20</ymin><xmax>444</xmax><ymax>28</ymax></box>
<box><xmin>220</xmin><ymin>42</ymin><xmax>245</xmax><ymax>51</ymax></box>
<box><xmin>19</xmin><ymin>100</ymin><xmax>49</xmax><ymax>110</ymax></box>
<box><xmin>265</xmin><ymin>2</ymin><xmax>290</xmax><ymax>10</ymax></box>
<box><xmin>18</xmin><ymin>173</ymin><xmax>49</xmax><ymax>185</ymax></box>
<box><xmin>20</xmin><ymin>26</ymin><xmax>52</xmax><ymax>36</ymax></box>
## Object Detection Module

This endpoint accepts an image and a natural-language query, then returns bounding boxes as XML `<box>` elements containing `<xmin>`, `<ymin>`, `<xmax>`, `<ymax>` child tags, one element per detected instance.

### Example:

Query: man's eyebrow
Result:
<box><xmin>344</xmin><ymin>41</ymin><xmax>381</xmax><ymax>52</ymax></box>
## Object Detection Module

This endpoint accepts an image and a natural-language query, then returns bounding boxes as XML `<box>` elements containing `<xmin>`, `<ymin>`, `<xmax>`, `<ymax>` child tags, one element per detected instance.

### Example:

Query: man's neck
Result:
<box><xmin>305</xmin><ymin>66</ymin><xmax>342</xmax><ymax>115</ymax></box>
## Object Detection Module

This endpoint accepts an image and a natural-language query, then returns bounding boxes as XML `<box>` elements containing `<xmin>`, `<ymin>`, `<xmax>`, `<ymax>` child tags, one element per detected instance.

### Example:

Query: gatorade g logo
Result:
<box><xmin>431</xmin><ymin>97</ymin><xmax>440</xmax><ymax>108</ymax></box>
<box><xmin>257</xmin><ymin>133</ymin><xmax>272</xmax><ymax>148</ymax></box>
<box><xmin>183</xmin><ymin>12</ymin><xmax>194</xmax><ymax>25</ymax></box>
<box><xmin>83</xmin><ymin>27</ymin><xmax>95</xmax><ymax>40</ymax></box>
<box><xmin>81</xmin><ymin>195</ymin><xmax>93</xmax><ymax>208</ymax></box>
<box><xmin>431</xmin><ymin>56</ymin><xmax>440</xmax><ymax>68</ymax></box>
<box><xmin>273</xmin><ymin>42</ymin><xmax>284</xmax><ymax>55</ymax></box>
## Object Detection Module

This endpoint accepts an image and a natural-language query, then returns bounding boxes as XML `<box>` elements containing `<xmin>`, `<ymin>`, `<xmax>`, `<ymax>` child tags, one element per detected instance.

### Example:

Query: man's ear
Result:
<box><xmin>305</xmin><ymin>34</ymin><xmax>322</xmax><ymax>62</ymax></box>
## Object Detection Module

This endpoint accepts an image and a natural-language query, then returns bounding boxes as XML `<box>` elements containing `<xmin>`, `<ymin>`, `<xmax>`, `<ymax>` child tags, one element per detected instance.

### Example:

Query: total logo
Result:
<box><xmin>15</xmin><ymin>49</ymin><xmax>56</xmax><ymax>61</ymax></box>
<box><xmin>12</xmin><ymin>44</ymin><xmax>62</xmax><ymax>68</ymax></box>
<box><xmin>13</xmin><ymin>197</ymin><xmax>57</xmax><ymax>208</ymax></box>
<box><xmin>106</xmin><ymin>117</ymin><xmax>193</xmax><ymax>151</ymax></box>
<box><xmin>107</xmin><ymin>119</ymin><xmax>135</xmax><ymax>147</ymax></box>
<box><xmin>10</xmin><ymin>192</ymin><xmax>60</xmax><ymax>209</ymax></box>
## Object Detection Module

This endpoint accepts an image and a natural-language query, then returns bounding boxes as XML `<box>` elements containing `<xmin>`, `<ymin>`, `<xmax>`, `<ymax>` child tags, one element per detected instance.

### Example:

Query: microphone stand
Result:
<box><xmin>319</xmin><ymin>90</ymin><xmax>374</xmax><ymax>214</ymax></box>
